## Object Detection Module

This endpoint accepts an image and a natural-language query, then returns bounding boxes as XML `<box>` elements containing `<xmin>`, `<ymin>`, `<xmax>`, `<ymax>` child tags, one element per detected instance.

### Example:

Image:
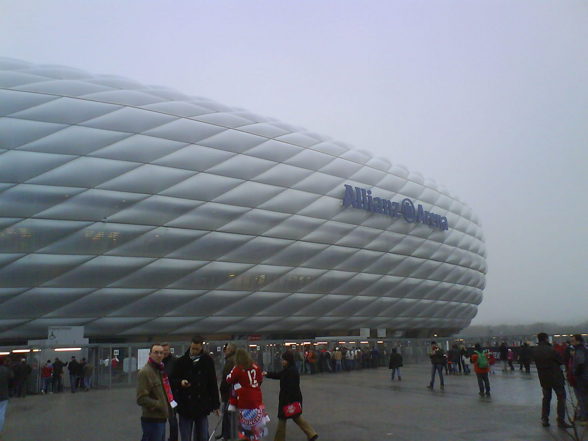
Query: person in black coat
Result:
<box><xmin>532</xmin><ymin>333</ymin><xmax>572</xmax><ymax>428</ymax></box>
<box><xmin>519</xmin><ymin>342</ymin><xmax>532</xmax><ymax>374</ymax></box>
<box><xmin>264</xmin><ymin>350</ymin><xmax>318</xmax><ymax>441</ymax></box>
<box><xmin>388</xmin><ymin>348</ymin><xmax>403</xmax><ymax>381</ymax></box>
<box><xmin>171</xmin><ymin>336</ymin><xmax>220</xmax><ymax>441</ymax></box>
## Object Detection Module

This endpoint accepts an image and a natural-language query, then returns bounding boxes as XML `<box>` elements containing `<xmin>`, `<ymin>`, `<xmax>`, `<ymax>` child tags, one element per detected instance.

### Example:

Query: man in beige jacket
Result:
<box><xmin>137</xmin><ymin>343</ymin><xmax>175</xmax><ymax>441</ymax></box>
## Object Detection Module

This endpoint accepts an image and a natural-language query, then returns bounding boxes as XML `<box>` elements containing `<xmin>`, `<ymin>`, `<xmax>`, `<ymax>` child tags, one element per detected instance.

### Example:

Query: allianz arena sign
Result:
<box><xmin>342</xmin><ymin>185</ymin><xmax>449</xmax><ymax>231</ymax></box>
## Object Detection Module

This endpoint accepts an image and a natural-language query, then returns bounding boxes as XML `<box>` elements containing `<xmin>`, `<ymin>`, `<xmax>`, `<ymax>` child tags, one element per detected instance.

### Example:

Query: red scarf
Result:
<box><xmin>149</xmin><ymin>357</ymin><xmax>174</xmax><ymax>404</ymax></box>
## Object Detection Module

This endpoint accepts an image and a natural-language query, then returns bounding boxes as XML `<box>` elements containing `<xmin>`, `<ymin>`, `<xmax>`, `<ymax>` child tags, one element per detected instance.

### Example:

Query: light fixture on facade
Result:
<box><xmin>55</xmin><ymin>347</ymin><xmax>82</xmax><ymax>352</ymax></box>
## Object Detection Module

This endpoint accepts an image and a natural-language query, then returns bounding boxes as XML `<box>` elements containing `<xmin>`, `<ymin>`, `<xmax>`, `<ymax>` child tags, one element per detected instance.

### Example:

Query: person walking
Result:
<box><xmin>52</xmin><ymin>358</ymin><xmax>65</xmax><ymax>393</ymax></box>
<box><xmin>332</xmin><ymin>348</ymin><xmax>343</xmax><ymax>373</ymax></box>
<box><xmin>507</xmin><ymin>349</ymin><xmax>515</xmax><ymax>371</ymax></box>
<box><xmin>226</xmin><ymin>348</ymin><xmax>269</xmax><ymax>441</ymax></box>
<box><xmin>427</xmin><ymin>341</ymin><xmax>445</xmax><ymax>390</ymax></box>
<box><xmin>519</xmin><ymin>342</ymin><xmax>532</xmax><ymax>374</ymax></box>
<box><xmin>0</xmin><ymin>357</ymin><xmax>14</xmax><ymax>435</ymax></box>
<box><xmin>68</xmin><ymin>356</ymin><xmax>80</xmax><ymax>393</ymax></box>
<box><xmin>137</xmin><ymin>343</ymin><xmax>175</xmax><ymax>441</ymax></box>
<box><xmin>499</xmin><ymin>342</ymin><xmax>509</xmax><ymax>372</ymax></box>
<box><xmin>172</xmin><ymin>336</ymin><xmax>220</xmax><ymax>441</ymax></box>
<box><xmin>40</xmin><ymin>360</ymin><xmax>53</xmax><ymax>394</ymax></box>
<box><xmin>532</xmin><ymin>332</ymin><xmax>572</xmax><ymax>429</ymax></box>
<box><xmin>264</xmin><ymin>350</ymin><xmax>318</xmax><ymax>441</ymax></box>
<box><xmin>294</xmin><ymin>350</ymin><xmax>303</xmax><ymax>375</ymax></box>
<box><xmin>219</xmin><ymin>343</ymin><xmax>238</xmax><ymax>441</ymax></box>
<box><xmin>388</xmin><ymin>348</ymin><xmax>403</xmax><ymax>381</ymax></box>
<box><xmin>82</xmin><ymin>359</ymin><xmax>93</xmax><ymax>391</ymax></box>
<box><xmin>571</xmin><ymin>334</ymin><xmax>588</xmax><ymax>426</ymax></box>
<box><xmin>460</xmin><ymin>345</ymin><xmax>470</xmax><ymax>374</ymax></box>
<box><xmin>470</xmin><ymin>344</ymin><xmax>491</xmax><ymax>397</ymax></box>
<box><xmin>11</xmin><ymin>359</ymin><xmax>31</xmax><ymax>398</ymax></box>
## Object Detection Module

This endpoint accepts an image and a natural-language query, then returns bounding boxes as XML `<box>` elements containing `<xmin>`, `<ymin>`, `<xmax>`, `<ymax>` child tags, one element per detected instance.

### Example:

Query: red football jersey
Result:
<box><xmin>226</xmin><ymin>363</ymin><xmax>264</xmax><ymax>409</ymax></box>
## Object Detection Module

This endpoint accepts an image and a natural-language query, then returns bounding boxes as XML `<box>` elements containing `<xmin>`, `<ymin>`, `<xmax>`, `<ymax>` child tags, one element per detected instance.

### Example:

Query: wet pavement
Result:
<box><xmin>3</xmin><ymin>363</ymin><xmax>586</xmax><ymax>441</ymax></box>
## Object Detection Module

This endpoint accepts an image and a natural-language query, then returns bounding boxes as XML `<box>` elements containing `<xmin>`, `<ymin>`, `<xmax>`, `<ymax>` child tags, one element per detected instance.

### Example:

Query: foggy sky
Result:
<box><xmin>1</xmin><ymin>0</ymin><xmax>587</xmax><ymax>326</ymax></box>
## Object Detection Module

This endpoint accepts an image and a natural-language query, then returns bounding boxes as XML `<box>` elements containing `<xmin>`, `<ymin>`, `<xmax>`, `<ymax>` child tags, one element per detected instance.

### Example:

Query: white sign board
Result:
<box><xmin>47</xmin><ymin>326</ymin><xmax>88</xmax><ymax>345</ymax></box>
<box><xmin>137</xmin><ymin>349</ymin><xmax>150</xmax><ymax>369</ymax></box>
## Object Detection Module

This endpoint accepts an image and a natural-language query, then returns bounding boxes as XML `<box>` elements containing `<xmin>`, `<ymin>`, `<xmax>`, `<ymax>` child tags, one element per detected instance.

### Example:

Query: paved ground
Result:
<box><xmin>2</xmin><ymin>364</ymin><xmax>586</xmax><ymax>441</ymax></box>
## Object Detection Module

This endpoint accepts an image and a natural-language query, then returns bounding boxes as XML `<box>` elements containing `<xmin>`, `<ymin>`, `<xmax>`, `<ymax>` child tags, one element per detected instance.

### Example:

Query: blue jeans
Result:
<box><xmin>390</xmin><ymin>367</ymin><xmax>401</xmax><ymax>380</ymax></box>
<box><xmin>178</xmin><ymin>414</ymin><xmax>209</xmax><ymax>441</ymax></box>
<box><xmin>476</xmin><ymin>372</ymin><xmax>490</xmax><ymax>394</ymax></box>
<box><xmin>141</xmin><ymin>420</ymin><xmax>165</xmax><ymax>441</ymax></box>
<box><xmin>430</xmin><ymin>364</ymin><xmax>444</xmax><ymax>387</ymax></box>
<box><xmin>41</xmin><ymin>377</ymin><xmax>52</xmax><ymax>393</ymax></box>
<box><xmin>52</xmin><ymin>375</ymin><xmax>63</xmax><ymax>392</ymax></box>
<box><xmin>0</xmin><ymin>400</ymin><xmax>7</xmax><ymax>433</ymax></box>
<box><xmin>69</xmin><ymin>374</ymin><xmax>79</xmax><ymax>392</ymax></box>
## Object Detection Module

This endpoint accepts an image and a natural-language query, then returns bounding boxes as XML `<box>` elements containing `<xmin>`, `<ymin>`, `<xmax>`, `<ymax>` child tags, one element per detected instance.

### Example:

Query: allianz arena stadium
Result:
<box><xmin>0</xmin><ymin>57</ymin><xmax>486</xmax><ymax>341</ymax></box>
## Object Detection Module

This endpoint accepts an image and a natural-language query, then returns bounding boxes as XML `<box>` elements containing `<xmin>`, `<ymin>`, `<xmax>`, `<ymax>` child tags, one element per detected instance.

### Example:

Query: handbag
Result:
<box><xmin>282</xmin><ymin>401</ymin><xmax>302</xmax><ymax>418</ymax></box>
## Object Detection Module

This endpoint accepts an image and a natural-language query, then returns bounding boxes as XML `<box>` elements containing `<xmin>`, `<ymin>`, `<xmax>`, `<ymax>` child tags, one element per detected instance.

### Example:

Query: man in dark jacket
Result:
<box><xmin>11</xmin><ymin>359</ymin><xmax>31</xmax><ymax>398</ymax></box>
<box><xmin>533</xmin><ymin>332</ymin><xmax>572</xmax><ymax>428</ymax></box>
<box><xmin>427</xmin><ymin>341</ymin><xmax>446</xmax><ymax>390</ymax></box>
<box><xmin>519</xmin><ymin>342</ymin><xmax>532</xmax><ymax>374</ymax></box>
<box><xmin>172</xmin><ymin>336</ymin><xmax>220</xmax><ymax>441</ymax></box>
<box><xmin>571</xmin><ymin>334</ymin><xmax>588</xmax><ymax>426</ymax></box>
<box><xmin>68</xmin><ymin>356</ymin><xmax>81</xmax><ymax>393</ymax></box>
<box><xmin>388</xmin><ymin>348</ymin><xmax>403</xmax><ymax>381</ymax></box>
<box><xmin>162</xmin><ymin>343</ymin><xmax>178</xmax><ymax>441</ymax></box>
<box><xmin>52</xmin><ymin>358</ymin><xmax>66</xmax><ymax>393</ymax></box>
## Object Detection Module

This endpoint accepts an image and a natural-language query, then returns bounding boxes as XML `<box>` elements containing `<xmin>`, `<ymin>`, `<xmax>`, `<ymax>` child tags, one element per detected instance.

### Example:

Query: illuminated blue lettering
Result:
<box><xmin>341</xmin><ymin>184</ymin><xmax>448</xmax><ymax>231</ymax></box>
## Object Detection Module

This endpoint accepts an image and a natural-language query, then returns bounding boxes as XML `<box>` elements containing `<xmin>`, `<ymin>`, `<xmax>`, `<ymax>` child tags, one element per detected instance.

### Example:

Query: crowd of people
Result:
<box><xmin>1</xmin><ymin>333</ymin><xmax>586</xmax><ymax>440</ymax></box>
<box><xmin>0</xmin><ymin>355</ymin><xmax>94</xmax><ymax>397</ymax></box>
<box><xmin>37</xmin><ymin>356</ymin><xmax>93</xmax><ymax>394</ymax></box>
<box><xmin>132</xmin><ymin>333</ymin><xmax>587</xmax><ymax>440</ymax></box>
<box><xmin>285</xmin><ymin>346</ymin><xmax>382</xmax><ymax>375</ymax></box>
<box><xmin>137</xmin><ymin>337</ymin><xmax>319</xmax><ymax>441</ymax></box>
<box><xmin>417</xmin><ymin>334</ymin><xmax>588</xmax><ymax>430</ymax></box>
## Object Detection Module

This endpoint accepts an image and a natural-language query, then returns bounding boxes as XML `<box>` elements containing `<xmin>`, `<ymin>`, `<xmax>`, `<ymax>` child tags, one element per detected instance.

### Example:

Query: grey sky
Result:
<box><xmin>1</xmin><ymin>0</ymin><xmax>587</xmax><ymax>326</ymax></box>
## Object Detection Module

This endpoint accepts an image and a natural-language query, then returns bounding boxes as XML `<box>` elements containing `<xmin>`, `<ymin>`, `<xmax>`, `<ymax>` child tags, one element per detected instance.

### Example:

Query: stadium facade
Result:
<box><xmin>0</xmin><ymin>57</ymin><xmax>486</xmax><ymax>342</ymax></box>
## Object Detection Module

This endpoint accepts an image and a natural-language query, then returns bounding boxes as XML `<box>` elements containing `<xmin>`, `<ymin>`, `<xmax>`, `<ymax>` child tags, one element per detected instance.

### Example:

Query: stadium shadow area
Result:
<box><xmin>3</xmin><ymin>364</ymin><xmax>586</xmax><ymax>441</ymax></box>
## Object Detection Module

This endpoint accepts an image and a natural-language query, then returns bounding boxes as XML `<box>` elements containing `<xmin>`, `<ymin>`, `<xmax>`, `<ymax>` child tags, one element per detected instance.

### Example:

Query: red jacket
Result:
<box><xmin>41</xmin><ymin>365</ymin><xmax>53</xmax><ymax>378</ymax></box>
<box><xmin>226</xmin><ymin>363</ymin><xmax>264</xmax><ymax>410</ymax></box>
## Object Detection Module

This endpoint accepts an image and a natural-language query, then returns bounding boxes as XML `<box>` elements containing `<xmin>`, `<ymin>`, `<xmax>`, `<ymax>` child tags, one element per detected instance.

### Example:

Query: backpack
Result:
<box><xmin>476</xmin><ymin>351</ymin><xmax>488</xmax><ymax>369</ymax></box>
